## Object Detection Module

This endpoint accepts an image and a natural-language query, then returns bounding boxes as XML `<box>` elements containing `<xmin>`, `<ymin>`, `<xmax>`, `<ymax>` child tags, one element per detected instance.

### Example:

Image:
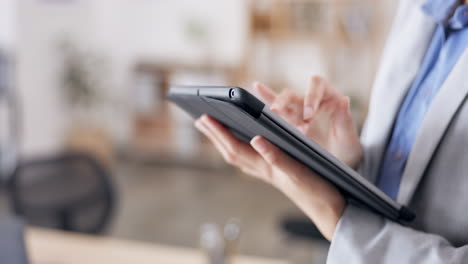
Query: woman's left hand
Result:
<box><xmin>195</xmin><ymin>115</ymin><xmax>345</xmax><ymax>241</ymax></box>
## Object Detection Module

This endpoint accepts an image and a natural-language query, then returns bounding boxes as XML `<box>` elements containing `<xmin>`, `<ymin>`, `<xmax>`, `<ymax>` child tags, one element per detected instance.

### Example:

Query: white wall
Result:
<box><xmin>17</xmin><ymin>0</ymin><xmax>95</xmax><ymax>156</ymax></box>
<box><xmin>16</xmin><ymin>0</ymin><xmax>395</xmax><ymax>156</ymax></box>
<box><xmin>16</xmin><ymin>0</ymin><xmax>248</xmax><ymax>156</ymax></box>
<box><xmin>0</xmin><ymin>0</ymin><xmax>16</xmax><ymax>50</ymax></box>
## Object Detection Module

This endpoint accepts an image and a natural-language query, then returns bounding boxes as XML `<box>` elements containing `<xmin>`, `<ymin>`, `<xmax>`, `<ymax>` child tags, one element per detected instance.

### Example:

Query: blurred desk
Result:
<box><xmin>26</xmin><ymin>227</ymin><xmax>288</xmax><ymax>264</ymax></box>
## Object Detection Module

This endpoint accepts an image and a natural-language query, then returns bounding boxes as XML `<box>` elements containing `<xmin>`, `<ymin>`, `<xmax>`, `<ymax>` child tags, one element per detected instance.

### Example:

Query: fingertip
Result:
<box><xmin>270</xmin><ymin>106</ymin><xmax>280</xmax><ymax>114</ymax></box>
<box><xmin>310</xmin><ymin>75</ymin><xmax>322</xmax><ymax>84</ymax></box>
<box><xmin>250</xmin><ymin>135</ymin><xmax>263</xmax><ymax>145</ymax></box>
<box><xmin>253</xmin><ymin>81</ymin><xmax>262</xmax><ymax>89</ymax></box>
<box><xmin>199</xmin><ymin>114</ymin><xmax>209</xmax><ymax>123</ymax></box>
<box><xmin>250</xmin><ymin>136</ymin><xmax>270</xmax><ymax>153</ymax></box>
<box><xmin>252</xmin><ymin>82</ymin><xmax>264</xmax><ymax>96</ymax></box>
<box><xmin>254</xmin><ymin>82</ymin><xmax>276</xmax><ymax>104</ymax></box>
<box><xmin>202</xmin><ymin>114</ymin><xmax>219</xmax><ymax>124</ymax></box>
<box><xmin>194</xmin><ymin>119</ymin><xmax>208</xmax><ymax>134</ymax></box>
<box><xmin>303</xmin><ymin>106</ymin><xmax>315</xmax><ymax>121</ymax></box>
<box><xmin>344</xmin><ymin>96</ymin><xmax>350</xmax><ymax>105</ymax></box>
<box><xmin>195</xmin><ymin>115</ymin><xmax>205</xmax><ymax>125</ymax></box>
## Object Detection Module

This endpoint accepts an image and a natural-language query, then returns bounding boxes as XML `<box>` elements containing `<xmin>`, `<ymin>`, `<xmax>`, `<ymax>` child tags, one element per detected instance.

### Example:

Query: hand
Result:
<box><xmin>253</xmin><ymin>77</ymin><xmax>362</xmax><ymax>169</ymax></box>
<box><xmin>195</xmin><ymin>115</ymin><xmax>345</xmax><ymax>241</ymax></box>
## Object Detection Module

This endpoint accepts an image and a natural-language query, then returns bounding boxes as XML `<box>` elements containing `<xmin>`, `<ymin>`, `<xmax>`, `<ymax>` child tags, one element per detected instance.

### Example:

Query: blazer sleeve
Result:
<box><xmin>327</xmin><ymin>204</ymin><xmax>468</xmax><ymax>264</ymax></box>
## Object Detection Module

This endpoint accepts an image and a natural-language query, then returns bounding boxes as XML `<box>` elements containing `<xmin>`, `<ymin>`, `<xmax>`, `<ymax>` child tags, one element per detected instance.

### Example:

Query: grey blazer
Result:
<box><xmin>327</xmin><ymin>0</ymin><xmax>468</xmax><ymax>263</ymax></box>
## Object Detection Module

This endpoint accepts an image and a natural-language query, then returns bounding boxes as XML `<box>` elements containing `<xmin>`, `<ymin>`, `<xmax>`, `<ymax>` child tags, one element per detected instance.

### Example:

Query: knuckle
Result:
<box><xmin>285</xmin><ymin>88</ymin><xmax>294</xmax><ymax>95</ymax></box>
<box><xmin>271</xmin><ymin>97</ymin><xmax>281</xmax><ymax>107</ymax></box>
<box><xmin>226</xmin><ymin>143</ymin><xmax>237</xmax><ymax>155</ymax></box>
<box><xmin>264</xmin><ymin>149</ymin><xmax>280</xmax><ymax>165</ymax></box>
<box><xmin>222</xmin><ymin>138</ymin><xmax>238</xmax><ymax>154</ymax></box>
<box><xmin>279</xmin><ymin>89</ymin><xmax>293</xmax><ymax>100</ymax></box>
<box><xmin>224</xmin><ymin>151</ymin><xmax>237</xmax><ymax>165</ymax></box>
<box><xmin>278</xmin><ymin>90</ymin><xmax>297</xmax><ymax>107</ymax></box>
<box><xmin>240</xmin><ymin>167</ymin><xmax>253</xmax><ymax>176</ymax></box>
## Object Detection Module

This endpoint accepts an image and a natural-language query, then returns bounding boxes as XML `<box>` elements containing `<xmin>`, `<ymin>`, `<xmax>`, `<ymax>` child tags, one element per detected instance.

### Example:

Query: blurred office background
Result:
<box><xmin>0</xmin><ymin>0</ymin><xmax>396</xmax><ymax>263</ymax></box>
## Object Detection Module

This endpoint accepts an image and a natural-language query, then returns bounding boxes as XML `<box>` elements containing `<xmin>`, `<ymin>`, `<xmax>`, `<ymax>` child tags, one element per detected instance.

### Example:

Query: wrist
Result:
<box><xmin>343</xmin><ymin>145</ymin><xmax>363</xmax><ymax>170</ymax></box>
<box><xmin>316</xmin><ymin>200</ymin><xmax>346</xmax><ymax>241</ymax></box>
<box><xmin>274</xmin><ymin>172</ymin><xmax>346</xmax><ymax>241</ymax></box>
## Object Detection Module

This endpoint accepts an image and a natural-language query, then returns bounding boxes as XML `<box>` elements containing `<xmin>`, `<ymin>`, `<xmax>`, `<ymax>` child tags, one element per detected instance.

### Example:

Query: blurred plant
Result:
<box><xmin>184</xmin><ymin>18</ymin><xmax>210</xmax><ymax>44</ymax></box>
<box><xmin>58</xmin><ymin>39</ymin><xmax>106</xmax><ymax>111</ymax></box>
<box><xmin>57</xmin><ymin>39</ymin><xmax>116</xmax><ymax>162</ymax></box>
<box><xmin>183</xmin><ymin>18</ymin><xmax>214</xmax><ymax>63</ymax></box>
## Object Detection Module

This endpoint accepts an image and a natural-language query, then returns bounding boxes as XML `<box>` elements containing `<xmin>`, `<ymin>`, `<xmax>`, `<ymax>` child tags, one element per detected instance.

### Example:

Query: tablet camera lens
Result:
<box><xmin>230</xmin><ymin>89</ymin><xmax>235</xmax><ymax>98</ymax></box>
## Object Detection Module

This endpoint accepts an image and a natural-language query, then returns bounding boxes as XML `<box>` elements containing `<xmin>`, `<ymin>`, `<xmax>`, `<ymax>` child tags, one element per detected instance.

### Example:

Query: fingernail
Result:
<box><xmin>251</xmin><ymin>137</ymin><xmax>268</xmax><ymax>152</ymax></box>
<box><xmin>304</xmin><ymin>106</ymin><xmax>314</xmax><ymax>120</ymax></box>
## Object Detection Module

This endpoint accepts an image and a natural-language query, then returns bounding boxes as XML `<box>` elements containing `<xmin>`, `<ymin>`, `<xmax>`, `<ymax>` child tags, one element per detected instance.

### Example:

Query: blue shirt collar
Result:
<box><xmin>422</xmin><ymin>0</ymin><xmax>461</xmax><ymax>23</ymax></box>
<box><xmin>448</xmin><ymin>4</ymin><xmax>468</xmax><ymax>29</ymax></box>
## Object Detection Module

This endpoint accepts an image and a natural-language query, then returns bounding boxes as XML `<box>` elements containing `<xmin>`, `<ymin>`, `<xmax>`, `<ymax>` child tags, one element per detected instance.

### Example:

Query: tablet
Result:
<box><xmin>167</xmin><ymin>85</ymin><xmax>415</xmax><ymax>222</ymax></box>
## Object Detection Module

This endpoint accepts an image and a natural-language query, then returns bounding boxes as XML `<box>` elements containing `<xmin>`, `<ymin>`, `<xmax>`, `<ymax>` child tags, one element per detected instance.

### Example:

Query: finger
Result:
<box><xmin>250</xmin><ymin>136</ymin><xmax>310</xmax><ymax>182</ymax></box>
<box><xmin>302</xmin><ymin>99</ymin><xmax>338</xmax><ymax>139</ymax></box>
<box><xmin>271</xmin><ymin>89</ymin><xmax>302</xmax><ymax>116</ymax></box>
<box><xmin>200</xmin><ymin>116</ymin><xmax>273</xmax><ymax>180</ymax></box>
<box><xmin>271</xmin><ymin>90</ymin><xmax>304</xmax><ymax>126</ymax></box>
<box><xmin>304</xmin><ymin>76</ymin><xmax>340</xmax><ymax>121</ymax></box>
<box><xmin>332</xmin><ymin>97</ymin><xmax>357</xmax><ymax>139</ymax></box>
<box><xmin>198</xmin><ymin>120</ymin><xmax>265</xmax><ymax>178</ymax></box>
<box><xmin>253</xmin><ymin>82</ymin><xmax>276</xmax><ymax>105</ymax></box>
<box><xmin>304</xmin><ymin>76</ymin><xmax>324</xmax><ymax>120</ymax></box>
<box><xmin>195</xmin><ymin>119</ymin><xmax>235</xmax><ymax>162</ymax></box>
<box><xmin>200</xmin><ymin>115</ymin><xmax>261</xmax><ymax>165</ymax></box>
<box><xmin>271</xmin><ymin>89</ymin><xmax>304</xmax><ymax>126</ymax></box>
<box><xmin>271</xmin><ymin>89</ymin><xmax>294</xmax><ymax>111</ymax></box>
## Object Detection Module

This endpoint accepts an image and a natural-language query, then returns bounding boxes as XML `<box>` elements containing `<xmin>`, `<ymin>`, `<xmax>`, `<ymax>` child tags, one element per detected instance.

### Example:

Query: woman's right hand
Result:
<box><xmin>253</xmin><ymin>76</ymin><xmax>362</xmax><ymax>169</ymax></box>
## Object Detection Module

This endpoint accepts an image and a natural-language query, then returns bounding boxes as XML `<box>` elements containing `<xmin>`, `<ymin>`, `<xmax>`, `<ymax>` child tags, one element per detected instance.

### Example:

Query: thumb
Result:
<box><xmin>250</xmin><ymin>136</ymin><xmax>309</xmax><ymax>180</ymax></box>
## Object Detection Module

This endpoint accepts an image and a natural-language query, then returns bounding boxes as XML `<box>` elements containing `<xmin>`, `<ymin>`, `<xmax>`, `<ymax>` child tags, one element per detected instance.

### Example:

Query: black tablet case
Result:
<box><xmin>167</xmin><ymin>86</ymin><xmax>415</xmax><ymax>223</ymax></box>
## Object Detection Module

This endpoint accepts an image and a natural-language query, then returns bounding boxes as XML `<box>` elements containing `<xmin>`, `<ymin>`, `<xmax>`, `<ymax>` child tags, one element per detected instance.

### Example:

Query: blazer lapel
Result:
<box><xmin>362</xmin><ymin>6</ymin><xmax>436</xmax><ymax>183</ymax></box>
<box><xmin>398</xmin><ymin>50</ymin><xmax>468</xmax><ymax>205</ymax></box>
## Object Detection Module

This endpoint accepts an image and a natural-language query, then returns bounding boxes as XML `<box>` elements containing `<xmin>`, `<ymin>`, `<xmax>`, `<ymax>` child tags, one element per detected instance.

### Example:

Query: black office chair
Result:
<box><xmin>7</xmin><ymin>152</ymin><xmax>116</xmax><ymax>234</ymax></box>
<box><xmin>280</xmin><ymin>215</ymin><xmax>327</xmax><ymax>241</ymax></box>
<box><xmin>1</xmin><ymin>49</ymin><xmax>116</xmax><ymax>234</ymax></box>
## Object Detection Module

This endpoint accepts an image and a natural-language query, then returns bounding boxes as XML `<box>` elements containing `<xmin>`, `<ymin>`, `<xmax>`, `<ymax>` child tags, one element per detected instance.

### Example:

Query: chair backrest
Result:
<box><xmin>0</xmin><ymin>215</ymin><xmax>29</xmax><ymax>264</ymax></box>
<box><xmin>7</xmin><ymin>152</ymin><xmax>116</xmax><ymax>234</ymax></box>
